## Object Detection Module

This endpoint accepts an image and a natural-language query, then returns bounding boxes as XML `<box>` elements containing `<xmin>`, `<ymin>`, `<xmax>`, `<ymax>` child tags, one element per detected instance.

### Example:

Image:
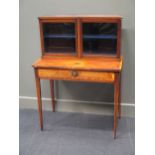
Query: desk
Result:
<box><xmin>32</xmin><ymin>56</ymin><xmax>123</xmax><ymax>138</ymax></box>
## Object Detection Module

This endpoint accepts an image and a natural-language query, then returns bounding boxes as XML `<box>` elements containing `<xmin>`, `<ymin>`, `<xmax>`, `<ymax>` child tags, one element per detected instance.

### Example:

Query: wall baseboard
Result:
<box><xmin>19</xmin><ymin>96</ymin><xmax>135</xmax><ymax>117</ymax></box>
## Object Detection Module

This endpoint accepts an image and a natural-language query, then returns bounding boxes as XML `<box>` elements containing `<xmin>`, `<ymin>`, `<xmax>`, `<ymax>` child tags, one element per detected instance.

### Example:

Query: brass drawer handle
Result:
<box><xmin>71</xmin><ymin>70</ymin><xmax>78</xmax><ymax>77</ymax></box>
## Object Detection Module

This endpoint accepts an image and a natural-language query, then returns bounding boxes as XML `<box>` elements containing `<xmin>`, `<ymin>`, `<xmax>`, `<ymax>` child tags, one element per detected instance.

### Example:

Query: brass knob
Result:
<box><xmin>71</xmin><ymin>70</ymin><xmax>78</xmax><ymax>77</ymax></box>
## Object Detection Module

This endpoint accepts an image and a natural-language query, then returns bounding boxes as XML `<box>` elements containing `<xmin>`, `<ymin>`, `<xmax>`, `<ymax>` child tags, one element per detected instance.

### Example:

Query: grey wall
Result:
<box><xmin>19</xmin><ymin>0</ymin><xmax>135</xmax><ymax>104</ymax></box>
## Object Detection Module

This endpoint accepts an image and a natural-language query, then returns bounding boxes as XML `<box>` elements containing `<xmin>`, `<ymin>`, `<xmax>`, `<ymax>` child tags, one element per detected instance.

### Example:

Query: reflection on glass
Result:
<box><xmin>83</xmin><ymin>23</ymin><xmax>117</xmax><ymax>55</ymax></box>
<box><xmin>43</xmin><ymin>23</ymin><xmax>75</xmax><ymax>53</ymax></box>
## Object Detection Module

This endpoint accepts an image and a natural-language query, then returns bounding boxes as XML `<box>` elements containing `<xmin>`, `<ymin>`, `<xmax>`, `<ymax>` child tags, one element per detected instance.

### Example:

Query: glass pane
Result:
<box><xmin>83</xmin><ymin>23</ymin><xmax>117</xmax><ymax>55</ymax></box>
<box><xmin>43</xmin><ymin>23</ymin><xmax>75</xmax><ymax>53</ymax></box>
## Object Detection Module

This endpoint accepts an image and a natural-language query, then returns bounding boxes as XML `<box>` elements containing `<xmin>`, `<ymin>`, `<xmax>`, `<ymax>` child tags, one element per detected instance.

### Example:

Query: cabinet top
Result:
<box><xmin>38</xmin><ymin>15</ymin><xmax>122</xmax><ymax>20</ymax></box>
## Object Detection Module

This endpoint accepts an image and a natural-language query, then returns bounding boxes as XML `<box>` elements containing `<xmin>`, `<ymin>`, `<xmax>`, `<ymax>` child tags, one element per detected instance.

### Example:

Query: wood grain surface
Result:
<box><xmin>32</xmin><ymin>57</ymin><xmax>123</xmax><ymax>72</ymax></box>
<box><xmin>37</xmin><ymin>69</ymin><xmax>115</xmax><ymax>83</ymax></box>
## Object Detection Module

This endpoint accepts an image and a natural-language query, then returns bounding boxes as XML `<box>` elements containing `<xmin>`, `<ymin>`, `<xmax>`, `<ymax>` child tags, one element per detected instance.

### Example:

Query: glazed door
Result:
<box><xmin>40</xmin><ymin>20</ymin><xmax>76</xmax><ymax>55</ymax></box>
<box><xmin>82</xmin><ymin>22</ymin><xmax>118</xmax><ymax>56</ymax></box>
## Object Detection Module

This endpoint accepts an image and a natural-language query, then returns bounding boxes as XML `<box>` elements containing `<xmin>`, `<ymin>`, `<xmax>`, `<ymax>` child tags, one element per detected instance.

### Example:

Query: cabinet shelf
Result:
<box><xmin>44</xmin><ymin>34</ymin><xmax>116</xmax><ymax>39</ymax></box>
<box><xmin>44</xmin><ymin>34</ymin><xmax>75</xmax><ymax>39</ymax></box>
<box><xmin>83</xmin><ymin>34</ymin><xmax>117</xmax><ymax>39</ymax></box>
<box><xmin>84</xmin><ymin>50</ymin><xmax>115</xmax><ymax>54</ymax></box>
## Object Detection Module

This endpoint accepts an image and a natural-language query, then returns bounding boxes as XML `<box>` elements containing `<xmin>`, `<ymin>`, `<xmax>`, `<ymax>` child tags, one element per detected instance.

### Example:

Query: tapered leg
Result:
<box><xmin>118</xmin><ymin>73</ymin><xmax>121</xmax><ymax>119</ymax></box>
<box><xmin>50</xmin><ymin>80</ymin><xmax>55</xmax><ymax>112</ymax></box>
<box><xmin>34</xmin><ymin>69</ymin><xmax>43</xmax><ymax>130</ymax></box>
<box><xmin>114</xmin><ymin>73</ymin><xmax>119</xmax><ymax>139</ymax></box>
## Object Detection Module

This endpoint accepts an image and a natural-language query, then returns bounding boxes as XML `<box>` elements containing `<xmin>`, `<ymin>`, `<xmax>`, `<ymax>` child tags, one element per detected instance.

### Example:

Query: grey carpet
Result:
<box><xmin>19</xmin><ymin>109</ymin><xmax>135</xmax><ymax>155</ymax></box>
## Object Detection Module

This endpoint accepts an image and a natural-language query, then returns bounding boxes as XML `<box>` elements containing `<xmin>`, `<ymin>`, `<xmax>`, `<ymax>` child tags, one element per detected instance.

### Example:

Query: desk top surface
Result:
<box><xmin>32</xmin><ymin>56</ymin><xmax>123</xmax><ymax>72</ymax></box>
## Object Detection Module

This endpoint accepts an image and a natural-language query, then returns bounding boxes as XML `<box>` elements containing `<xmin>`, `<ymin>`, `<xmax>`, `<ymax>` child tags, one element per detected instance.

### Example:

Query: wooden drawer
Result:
<box><xmin>37</xmin><ymin>69</ymin><xmax>115</xmax><ymax>83</ymax></box>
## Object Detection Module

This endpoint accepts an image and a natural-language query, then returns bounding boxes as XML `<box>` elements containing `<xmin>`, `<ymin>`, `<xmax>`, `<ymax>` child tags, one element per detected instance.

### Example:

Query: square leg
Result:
<box><xmin>34</xmin><ymin>69</ymin><xmax>43</xmax><ymax>130</ymax></box>
<box><xmin>113</xmin><ymin>73</ymin><xmax>119</xmax><ymax>139</ymax></box>
<box><xmin>50</xmin><ymin>80</ymin><xmax>55</xmax><ymax>112</ymax></box>
<box><xmin>118</xmin><ymin>73</ymin><xmax>121</xmax><ymax>119</ymax></box>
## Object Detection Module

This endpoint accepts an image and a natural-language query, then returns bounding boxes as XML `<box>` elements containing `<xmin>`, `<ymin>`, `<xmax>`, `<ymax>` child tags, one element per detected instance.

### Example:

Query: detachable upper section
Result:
<box><xmin>38</xmin><ymin>16</ymin><xmax>122</xmax><ymax>58</ymax></box>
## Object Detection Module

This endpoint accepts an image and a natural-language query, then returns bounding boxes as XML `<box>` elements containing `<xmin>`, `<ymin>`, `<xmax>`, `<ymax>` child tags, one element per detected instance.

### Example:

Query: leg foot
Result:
<box><xmin>113</xmin><ymin>131</ymin><xmax>117</xmax><ymax>139</ymax></box>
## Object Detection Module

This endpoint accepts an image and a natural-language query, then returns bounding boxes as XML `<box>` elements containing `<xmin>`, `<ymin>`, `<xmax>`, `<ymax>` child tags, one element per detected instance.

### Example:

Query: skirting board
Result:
<box><xmin>19</xmin><ymin>96</ymin><xmax>135</xmax><ymax>117</ymax></box>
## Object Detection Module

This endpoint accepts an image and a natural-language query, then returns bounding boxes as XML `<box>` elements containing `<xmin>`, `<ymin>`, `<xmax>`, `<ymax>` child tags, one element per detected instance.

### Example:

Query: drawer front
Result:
<box><xmin>37</xmin><ymin>69</ymin><xmax>115</xmax><ymax>83</ymax></box>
